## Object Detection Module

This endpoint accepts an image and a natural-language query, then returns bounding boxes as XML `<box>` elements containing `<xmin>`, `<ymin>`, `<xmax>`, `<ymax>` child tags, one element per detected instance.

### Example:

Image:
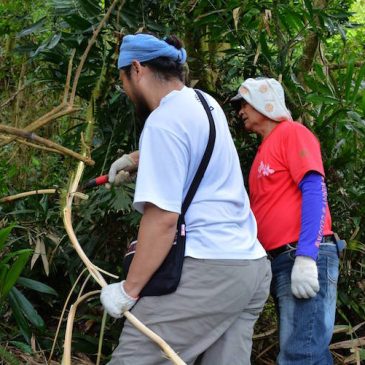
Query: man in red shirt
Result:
<box><xmin>232</xmin><ymin>78</ymin><xmax>343</xmax><ymax>364</ymax></box>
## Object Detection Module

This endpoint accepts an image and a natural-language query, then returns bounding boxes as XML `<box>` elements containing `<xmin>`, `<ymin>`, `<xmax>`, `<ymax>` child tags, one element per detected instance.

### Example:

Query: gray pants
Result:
<box><xmin>108</xmin><ymin>256</ymin><xmax>271</xmax><ymax>365</ymax></box>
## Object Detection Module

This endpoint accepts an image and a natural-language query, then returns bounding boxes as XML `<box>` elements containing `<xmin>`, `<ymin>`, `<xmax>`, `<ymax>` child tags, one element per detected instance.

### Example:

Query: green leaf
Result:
<box><xmin>0</xmin><ymin>264</ymin><xmax>8</xmax><ymax>289</ymax></box>
<box><xmin>0</xmin><ymin>225</ymin><xmax>14</xmax><ymax>250</ymax></box>
<box><xmin>304</xmin><ymin>0</ymin><xmax>313</xmax><ymax>16</ymax></box>
<box><xmin>17</xmin><ymin>277</ymin><xmax>58</xmax><ymax>296</ymax></box>
<box><xmin>47</xmin><ymin>33</ymin><xmax>62</xmax><ymax>50</ymax></box>
<box><xmin>8</xmin><ymin>289</ymin><xmax>31</xmax><ymax>343</ymax></box>
<box><xmin>9</xmin><ymin>341</ymin><xmax>32</xmax><ymax>355</ymax></box>
<box><xmin>344</xmin><ymin>59</ymin><xmax>355</xmax><ymax>101</ymax></box>
<box><xmin>1</xmin><ymin>250</ymin><xmax>32</xmax><ymax>298</ymax></box>
<box><xmin>351</xmin><ymin>64</ymin><xmax>365</xmax><ymax>104</ymax></box>
<box><xmin>78</xmin><ymin>0</ymin><xmax>102</xmax><ymax>19</ymax></box>
<box><xmin>0</xmin><ymin>345</ymin><xmax>20</xmax><ymax>365</ymax></box>
<box><xmin>17</xmin><ymin>17</ymin><xmax>47</xmax><ymax>38</ymax></box>
<box><xmin>1</xmin><ymin>249</ymin><xmax>33</xmax><ymax>265</ymax></box>
<box><xmin>360</xmin><ymin>348</ymin><xmax>365</xmax><ymax>360</ymax></box>
<box><xmin>10</xmin><ymin>287</ymin><xmax>45</xmax><ymax>329</ymax></box>
<box><xmin>337</xmin><ymin>25</ymin><xmax>347</xmax><ymax>41</ymax></box>
<box><xmin>306</xmin><ymin>94</ymin><xmax>339</xmax><ymax>104</ymax></box>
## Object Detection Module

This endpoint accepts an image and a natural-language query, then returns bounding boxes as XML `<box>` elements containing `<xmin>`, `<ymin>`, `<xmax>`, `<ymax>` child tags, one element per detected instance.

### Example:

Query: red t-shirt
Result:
<box><xmin>248</xmin><ymin>121</ymin><xmax>332</xmax><ymax>251</ymax></box>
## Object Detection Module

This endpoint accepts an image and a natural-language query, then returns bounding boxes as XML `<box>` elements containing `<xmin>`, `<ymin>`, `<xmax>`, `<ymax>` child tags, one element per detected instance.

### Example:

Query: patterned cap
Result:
<box><xmin>231</xmin><ymin>78</ymin><xmax>292</xmax><ymax>122</ymax></box>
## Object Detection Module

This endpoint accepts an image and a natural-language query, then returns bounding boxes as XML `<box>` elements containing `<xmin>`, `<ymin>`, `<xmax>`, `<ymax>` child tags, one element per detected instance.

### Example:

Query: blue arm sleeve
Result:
<box><xmin>296</xmin><ymin>172</ymin><xmax>327</xmax><ymax>260</ymax></box>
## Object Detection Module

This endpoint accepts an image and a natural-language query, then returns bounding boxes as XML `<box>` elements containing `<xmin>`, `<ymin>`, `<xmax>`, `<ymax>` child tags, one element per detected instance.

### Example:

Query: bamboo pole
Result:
<box><xmin>62</xmin><ymin>161</ymin><xmax>187</xmax><ymax>365</ymax></box>
<box><xmin>0</xmin><ymin>124</ymin><xmax>95</xmax><ymax>165</ymax></box>
<box><xmin>11</xmin><ymin>138</ymin><xmax>61</xmax><ymax>154</ymax></box>
<box><xmin>0</xmin><ymin>190</ymin><xmax>88</xmax><ymax>204</ymax></box>
<box><xmin>63</xmin><ymin>291</ymin><xmax>101</xmax><ymax>365</ymax></box>
<box><xmin>0</xmin><ymin>103</ymin><xmax>67</xmax><ymax>147</ymax></box>
<box><xmin>0</xmin><ymin>189</ymin><xmax>57</xmax><ymax>203</ymax></box>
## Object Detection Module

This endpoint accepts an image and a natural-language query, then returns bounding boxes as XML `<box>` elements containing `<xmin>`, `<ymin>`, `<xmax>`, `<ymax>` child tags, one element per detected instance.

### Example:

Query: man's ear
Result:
<box><xmin>131</xmin><ymin>60</ymin><xmax>144</xmax><ymax>80</ymax></box>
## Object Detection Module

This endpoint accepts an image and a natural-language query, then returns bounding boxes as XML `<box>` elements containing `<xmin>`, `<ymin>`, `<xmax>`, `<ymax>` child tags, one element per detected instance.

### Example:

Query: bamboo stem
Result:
<box><xmin>96</xmin><ymin>311</ymin><xmax>108</xmax><ymax>365</ymax></box>
<box><xmin>0</xmin><ymin>124</ymin><xmax>95</xmax><ymax>165</ymax></box>
<box><xmin>62</xmin><ymin>149</ymin><xmax>186</xmax><ymax>365</ymax></box>
<box><xmin>64</xmin><ymin>49</ymin><xmax>76</xmax><ymax>104</ymax></box>
<box><xmin>0</xmin><ymin>103</ymin><xmax>66</xmax><ymax>147</ymax></box>
<box><xmin>48</xmin><ymin>268</ymin><xmax>88</xmax><ymax>364</ymax></box>
<box><xmin>0</xmin><ymin>189</ymin><xmax>88</xmax><ymax>203</ymax></box>
<box><xmin>0</xmin><ymin>189</ymin><xmax>56</xmax><ymax>203</ymax></box>
<box><xmin>64</xmin><ymin>166</ymin><xmax>188</xmax><ymax>364</ymax></box>
<box><xmin>63</xmin><ymin>291</ymin><xmax>101</xmax><ymax>365</ymax></box>
<box><xmin>123</xmin><ymin>311</ymin><xmax>187</xmax><ymax>365</ymax></box>
<box><xmin>12</xmin><ymin>138</ymin><xmax>61</xmax><ymax>154</ymax></box>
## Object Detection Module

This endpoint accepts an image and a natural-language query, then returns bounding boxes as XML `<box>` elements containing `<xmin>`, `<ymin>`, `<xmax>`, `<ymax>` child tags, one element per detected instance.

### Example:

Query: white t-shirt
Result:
<box><xmin>134</xmin><ymin>87</ymin><xmax>266</xmax><ymax>260</ymax></box>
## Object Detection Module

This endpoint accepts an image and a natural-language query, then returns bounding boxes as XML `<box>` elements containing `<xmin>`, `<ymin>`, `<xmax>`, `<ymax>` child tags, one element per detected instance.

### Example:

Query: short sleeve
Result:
<box><xmin>284</xmin><ymin>124</ymin><xmax>325</xmax><ymax>185</ymax></box>
<box><xmin>133</xmin><ymin>125</ymin><xmax>189</xmax><ymax>214</ymax></box>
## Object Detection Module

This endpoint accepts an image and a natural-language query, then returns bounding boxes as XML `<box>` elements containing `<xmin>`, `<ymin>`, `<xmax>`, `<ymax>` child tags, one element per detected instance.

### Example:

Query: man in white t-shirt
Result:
<box><xmin>100</xmin><ymin>33</ymin><xmax>271</xmax><ymax>365</ymax></box>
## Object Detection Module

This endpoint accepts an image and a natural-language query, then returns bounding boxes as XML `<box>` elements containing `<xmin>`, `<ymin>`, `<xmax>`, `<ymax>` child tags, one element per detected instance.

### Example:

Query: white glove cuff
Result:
<box><xmin>120</xmin><ymin>280</ymin><xmax>139</xmax><ymax>300</ymax></box>
<box><xmin>124</xmin><ymin>154</ymin><xmax>135</xmax><ymax>166</ymax></box>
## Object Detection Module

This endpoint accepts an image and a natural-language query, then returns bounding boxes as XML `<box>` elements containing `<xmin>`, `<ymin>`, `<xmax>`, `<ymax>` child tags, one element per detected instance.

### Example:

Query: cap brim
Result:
<box><xmin>230</xmin><ymin>93</ymin><xmax>243</xmax><ymax>103</ymax></box>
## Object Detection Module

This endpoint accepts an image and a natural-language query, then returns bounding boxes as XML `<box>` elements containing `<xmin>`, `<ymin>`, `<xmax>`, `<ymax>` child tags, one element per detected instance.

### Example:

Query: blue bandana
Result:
<box><xmin>118</xmin><ymin>34</ymin><xmax>187</xmax><ymax>69</ymax></box>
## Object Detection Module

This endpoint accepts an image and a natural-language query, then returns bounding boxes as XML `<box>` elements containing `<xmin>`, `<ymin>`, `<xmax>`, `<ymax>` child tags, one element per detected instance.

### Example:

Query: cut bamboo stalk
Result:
<box><xmin>0</xmin><ymin>189</ymin><xmax>57</xmax><ymax>203</ymax></box>
<box><xmin>0</xmin><ymin>124</ymin><xmax>95</xmax><ymax>165</ymax></box>
<box><xmin>62</xmin><ymin>155</ymin><xmax>186</xmax><ymax>364</ymax></box>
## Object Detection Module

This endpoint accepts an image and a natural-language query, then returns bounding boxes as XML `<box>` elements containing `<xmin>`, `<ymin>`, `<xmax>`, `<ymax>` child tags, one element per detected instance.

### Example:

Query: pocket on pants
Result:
<box><xmin>327</xmin><ymin>256</ymin><xmax>339</xmax><ymax>285</ymax></box>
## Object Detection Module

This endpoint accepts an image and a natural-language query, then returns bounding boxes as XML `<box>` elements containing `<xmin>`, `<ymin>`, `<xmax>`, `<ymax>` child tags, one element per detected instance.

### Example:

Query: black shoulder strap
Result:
<box><xmin>180</xmin><ymin>89</ymin><xmax>216</xmax><ymax>218</ymax></box>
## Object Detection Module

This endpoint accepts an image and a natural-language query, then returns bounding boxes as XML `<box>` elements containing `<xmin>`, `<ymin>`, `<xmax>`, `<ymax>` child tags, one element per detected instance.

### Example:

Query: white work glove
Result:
<box><xmin>291</xmin><ymin>256</ymin><xmax>319</xmax><ymax>299</ymax></box>
<box><xmin>114</xmin><ymin>170</ymin><xmax>135</xmax><ymax>186</ymax></box>
<box><xmin>100</xmin><ymin>280</ymin><xmax>138</xmax><ymax>318</ymax></box>
<box><xmin>108</xmin><ymin>154</ymin><xmax>135</xmax><ymax>184</ymax></box>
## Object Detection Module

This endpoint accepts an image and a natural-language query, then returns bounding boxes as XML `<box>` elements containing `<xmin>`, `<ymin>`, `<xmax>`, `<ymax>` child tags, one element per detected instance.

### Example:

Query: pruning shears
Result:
<box><xmin>82</xmin><ymin>175</ymin><xmax>109</xmax><ymax>190</ymax></box>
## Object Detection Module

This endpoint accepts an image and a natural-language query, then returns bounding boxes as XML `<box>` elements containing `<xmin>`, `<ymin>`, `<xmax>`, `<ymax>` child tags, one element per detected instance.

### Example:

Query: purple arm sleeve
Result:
<box><xmin>296</xmin><ymin>172</ymin><xmax>327</xmax><ymax>260</ymax></box>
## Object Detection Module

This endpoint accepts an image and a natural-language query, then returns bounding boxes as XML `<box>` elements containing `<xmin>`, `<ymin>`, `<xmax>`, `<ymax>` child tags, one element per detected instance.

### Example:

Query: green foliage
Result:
<box><xmin>0</xmin><ymin>345</ymin><xmax>20</xmax><ymax>365</ymax></box>
<box><xmin>0</xmin><ymin>225</ymin><xmax>32</xmax><ymax>300</ymax></box>
<box><xmin>1</xmin><ymin>0</ymin><xmax>364</xmax><ymax>362</ymax></box>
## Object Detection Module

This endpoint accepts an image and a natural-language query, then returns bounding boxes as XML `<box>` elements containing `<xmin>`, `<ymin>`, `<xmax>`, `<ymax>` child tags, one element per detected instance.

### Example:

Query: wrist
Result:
<box><xmin>122</xmin><ymin>280</ymin><xmax>140</xmax><ymax>300</ymax></box>
<box><xmin>295</xmin><ymin>255</ymin><xmax>316</xmax><ymax>263</ymax></box>
<box><xmin>127</xmin><ymin>151</ymin><xmax>139</xmax><ymax>166</ymax></box>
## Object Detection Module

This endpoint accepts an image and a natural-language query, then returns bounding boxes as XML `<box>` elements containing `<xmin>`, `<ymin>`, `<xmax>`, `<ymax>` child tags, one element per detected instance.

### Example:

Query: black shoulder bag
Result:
<box><xmin>123</xmin><ymin>89</ymin><xmax>216</xmax><ymax>297</ymax></box>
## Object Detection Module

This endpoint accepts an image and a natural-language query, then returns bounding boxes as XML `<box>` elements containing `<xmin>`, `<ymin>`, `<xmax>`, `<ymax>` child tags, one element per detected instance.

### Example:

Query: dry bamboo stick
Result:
<box><xmin>329</xmin><ymin>337</ymin><xmax>365</xmax><ymax>349</ymax></box>
<box><xmin>123</xmin><ymin>311</ymin><xmax>187</xmax><ymax>365</ymax></box>
<box><xmin>64</xmin><ymin>49</ymin><xmax>76</xmax><ymax>104</ymax></box>
<box><xmin>11</xmin><ymin>138</ymin><xmax>61</xmax><ymax>154</ymax></box>
<box><xmin>0</xmin><ymin>103</ymin><xmax>66</xmax><ymax>147</ymax></box>
<box><xmin>0</xmin><ymin>190</ymin><xmax>88</xmax><ymax>203</ymax></box>
<box><xmin>0</xmin><ymin>189</ymin><xmax>56</xmax><ymax>203</ymax></box>
<box><xmin>0</xmin><ymin>124</ymin><xmax>95</xmax><ymax>165</ymax></box>
<box><xmin>64</xmin><ymin>161</ymin><xmax>186</xmax><ymax>364</ymax></box>
<box><xmin>63</xmin><ymin>291</ymin><xmax>101</xmax><ymax>365</ymax></box>
<box><xmin>48</xmin><ymin>268</ymin><xmax>89</xmax><ymax>363</ymax></box>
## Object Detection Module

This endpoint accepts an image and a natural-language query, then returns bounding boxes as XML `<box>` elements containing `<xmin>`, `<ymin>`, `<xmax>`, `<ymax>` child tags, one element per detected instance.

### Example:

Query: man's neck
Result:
<box><xmin>146</xmin><ymin>79</ymin><xmax>185</xmax><ymax>110</ymax></box>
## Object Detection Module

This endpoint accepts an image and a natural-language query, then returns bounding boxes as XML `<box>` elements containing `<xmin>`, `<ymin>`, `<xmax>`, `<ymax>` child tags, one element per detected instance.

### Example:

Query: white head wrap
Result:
<box><xmin>231</xmin><ymin>78</ymin><xmax>292</xmax><ymax>122</ymax></box>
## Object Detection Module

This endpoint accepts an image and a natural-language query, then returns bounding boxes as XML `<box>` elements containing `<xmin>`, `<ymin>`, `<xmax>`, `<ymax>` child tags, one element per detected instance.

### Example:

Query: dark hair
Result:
<box><xmin>121</xmin><ymin>35</ymin><xmax>185</xmax><ymax>82</ymax></box>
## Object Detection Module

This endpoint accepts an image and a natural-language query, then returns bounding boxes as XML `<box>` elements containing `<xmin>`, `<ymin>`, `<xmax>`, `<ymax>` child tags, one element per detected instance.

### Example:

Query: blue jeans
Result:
<box><xmin>270</xmin><ymin>245</ymin><xmax>339</xmax><ymax>365</ymax></box>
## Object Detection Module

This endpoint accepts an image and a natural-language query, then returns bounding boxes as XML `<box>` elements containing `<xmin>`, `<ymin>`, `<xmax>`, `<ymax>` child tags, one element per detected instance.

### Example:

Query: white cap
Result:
<box><xmin>231</xmin><ymin>78</ymin><xmax>292</xmax><ymax>122</ymax></box>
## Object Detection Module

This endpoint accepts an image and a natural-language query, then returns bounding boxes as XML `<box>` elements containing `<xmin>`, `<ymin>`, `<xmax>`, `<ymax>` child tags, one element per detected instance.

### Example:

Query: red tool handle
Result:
<box><xmin>82</xmin><ymin>174</ymin><xmax>109</xmax><ymax>189</ymax></box>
